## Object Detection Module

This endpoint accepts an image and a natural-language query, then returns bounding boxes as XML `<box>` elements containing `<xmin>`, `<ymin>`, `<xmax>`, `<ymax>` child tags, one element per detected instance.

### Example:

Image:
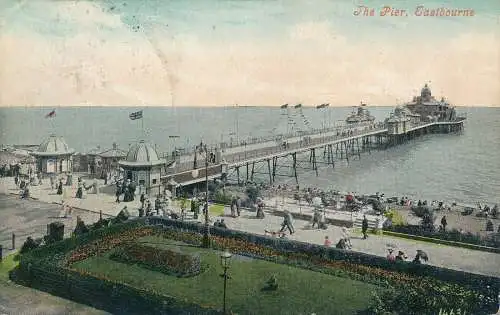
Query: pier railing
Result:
<box><xmin>163</xmin><ymin>122</ymin><xmax>386</xmax><ymax>160</ymax></box>
<box><xmin>166</xmin><ymin>125</ymin><xmax>387</xmax><ymax>173</ymax></box>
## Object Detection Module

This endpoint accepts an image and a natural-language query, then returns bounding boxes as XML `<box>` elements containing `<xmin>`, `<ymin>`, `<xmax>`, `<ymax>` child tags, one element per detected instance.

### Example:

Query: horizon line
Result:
<box><xmin>0</xmin><ymin>104</ymin><xmax>498</xmax><ymax>108</ymax></box>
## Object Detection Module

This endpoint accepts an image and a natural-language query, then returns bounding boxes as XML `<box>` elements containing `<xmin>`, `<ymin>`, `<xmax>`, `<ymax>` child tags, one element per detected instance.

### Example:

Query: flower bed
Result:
<box><xmin>15</xmin><ymin>219</ymin><xmax>500</xmax><ymax>315</ymax></box>
<box><xmin>109</xmin><ymin>242</ymin><xmax>201</xmax><ymax>277</ymax></box>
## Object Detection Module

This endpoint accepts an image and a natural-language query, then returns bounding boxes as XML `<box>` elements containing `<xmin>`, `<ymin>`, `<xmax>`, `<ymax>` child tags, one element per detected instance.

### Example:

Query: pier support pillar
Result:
<box><xmin>292</xmin><ymin>153</ymin><xmax>298</xmax><ymax>184</ymax></box>
<box><xmin>267</xmin><ymin>159</ymin><xmax>272</xmax><ymax>185</ymax></box>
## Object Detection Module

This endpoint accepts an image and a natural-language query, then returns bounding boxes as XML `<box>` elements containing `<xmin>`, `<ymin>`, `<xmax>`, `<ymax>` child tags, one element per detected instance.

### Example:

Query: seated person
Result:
<box><xmin>336</xmin><ymin>238</ymin><xmax>348</xmax><ymax>250</ymax></box>
<box><xmin>395</xmin><ymin>251</ymin><xmax>407</xmax><ymax>261</ymax></box>
<box><xmin>323</xmin><ymin>236</ymin><xmax>332</xmax><ymax>247</ymax></box>
<box><xmin>219</xmin><ymin>219</ymin><xmax>228</xmax><ymax>229</ymax></box>
<box><xmin>387</xmin><ymin>249</ymin><xmax>396</xmax><ymax>262</ymax></box>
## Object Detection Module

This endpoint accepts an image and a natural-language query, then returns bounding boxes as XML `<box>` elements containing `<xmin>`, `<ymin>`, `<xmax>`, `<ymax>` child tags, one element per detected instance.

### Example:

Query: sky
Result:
<box><xmin>0</xmin><ymin>0</ymin><xmax>499</xmax><ymax>107</ymax></box>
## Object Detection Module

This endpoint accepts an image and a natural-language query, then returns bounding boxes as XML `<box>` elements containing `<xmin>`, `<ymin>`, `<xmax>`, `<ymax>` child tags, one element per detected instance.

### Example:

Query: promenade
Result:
<box><xmin>0</xmin><ymin>176</ymin><xmax>498</xmax><ymax>277</ymax></box>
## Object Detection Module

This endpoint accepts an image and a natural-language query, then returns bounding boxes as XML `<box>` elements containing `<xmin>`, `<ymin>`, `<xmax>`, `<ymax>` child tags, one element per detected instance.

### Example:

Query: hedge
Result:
<box><xmin>13</xmin><ymin>263</ymin><xmax>220</xmax><ymax>315</ymax></box>
<box><xmin>146</xmin><ymin>217</ymin><xmax>499</xmax><ymax>292</ymax></box>
<box><xmin>385</xmin><ymin>224</ymin><xmax>500</xmax><ymax>249</ymax></box>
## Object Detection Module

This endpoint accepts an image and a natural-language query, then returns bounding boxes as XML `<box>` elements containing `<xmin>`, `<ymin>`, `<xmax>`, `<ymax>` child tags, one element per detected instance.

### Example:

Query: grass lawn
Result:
<box><xmin>72</xmin><ymin>236</ymin><xmax>381</xmax><ymax>315</ymax></box>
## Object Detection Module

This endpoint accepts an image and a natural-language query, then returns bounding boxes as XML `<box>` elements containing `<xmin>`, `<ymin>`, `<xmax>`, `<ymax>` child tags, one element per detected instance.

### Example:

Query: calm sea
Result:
<box><xmin>0</xmin><ymin>106</ymin><xmax>499</xmax><ymax>205</ymax></box>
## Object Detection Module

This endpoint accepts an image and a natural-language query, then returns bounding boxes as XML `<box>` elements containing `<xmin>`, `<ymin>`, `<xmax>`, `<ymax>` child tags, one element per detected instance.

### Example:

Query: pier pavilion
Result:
<box><xmin>119</xmin><ymin>140</ymin><xmax>166</xmax><ymax>194</ymax></box>
<box><xmin>30</xmin><ymin>135</ymin><xmax>75</xmax><ymax>175</ymax></box>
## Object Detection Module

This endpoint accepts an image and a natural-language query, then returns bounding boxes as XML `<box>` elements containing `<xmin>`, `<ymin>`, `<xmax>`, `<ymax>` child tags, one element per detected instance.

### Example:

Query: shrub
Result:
<box><xmin>411</xmin><ymin>206</ymin><xmax>433</xmax><ymax>218</ymax></box>
<box><xmin>384</xmin><ymin>209</ymin><xmax>406</xmax><ymax>226</ymax></box>
<box><xmin>491</xmin><ymin>206</ymin><xmax>498</xmax><ymax>219</ymax></box>
<box><xmin>74</xmin><ymin>216</ymin><xmax>89</xmax><ymax>236</ymax></box>
<box><xmin>45</xmin><ymin>222</ymin><xmax>64</xmax><ymax>244</ymax></box>
<box><xmin>214</xmin><ymin>189</ymin><xmax>232</xmax><ymax>204</ymax></box>
<box><xmin>368</xmin><ymin>281</ymin><xmax>496</xmax><ymax>315</ymax></box>
<box><xmin>20</xmin><ymin>237</ymin><xmax>41</xmax><ymax>254</ymax></box>
<box><xmin>245</xmin><ymin>186</ymin><xmax>260</xmax><ymax>203</ymax></box>
<box><xmin>420</xmin><ymin>213</ymin><xmax>435</xmax><ymax>232</ymax></box>
<box><xmin>109</xmin><ymin>242</ymin><xmax>201</xmax><ymax>277</ymax></box>
<box><xmin>485</xmin><ymin>220</ymin><xmax>494</xmax><ymax>232</ymax></box>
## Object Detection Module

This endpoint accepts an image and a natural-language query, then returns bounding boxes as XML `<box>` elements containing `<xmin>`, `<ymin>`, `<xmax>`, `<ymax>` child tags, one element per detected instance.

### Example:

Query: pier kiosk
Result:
<box><xmin>386</xmin><ymin>108</ymin><xmax>411</xmax><ymax>145</ymax></box>
<box><xmin>119</xmin><ymin>140</ymin><xmax>166</xmax><ymax>195</ymax></box>
<box><xmin>30</xmin><ymin>135</ymin><xmax>75</xmax><ymax>175</ymax></box>
<box><xmin>98</xmin><ymin>143</ymin><xmax>127</xmax><ymax>179</ymax></box>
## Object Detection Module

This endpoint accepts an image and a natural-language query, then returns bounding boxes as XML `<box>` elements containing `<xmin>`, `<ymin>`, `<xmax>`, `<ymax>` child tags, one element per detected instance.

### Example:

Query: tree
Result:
<box><xmin>245</xmin><ymin>185</ymin><xmax>260</xmax><ymax>204</ymax></box>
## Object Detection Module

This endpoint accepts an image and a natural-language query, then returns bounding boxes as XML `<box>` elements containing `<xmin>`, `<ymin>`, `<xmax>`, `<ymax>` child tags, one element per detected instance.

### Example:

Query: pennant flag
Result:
<box><xmin>129</xmin><ymin>110</ymin><xmax>143</xmax><ymax>120</ymax></box>
<box><xmin>294</xmin><ymin>104</ymin><xmax>302</xmax><ymax>109</ymax></box>
<box><xmin>280</xmin><ymin>104</ymin><xmax>288</xmax><ymax>109</ymax></box>
<box><xmin>45</xmin><ymin>109</ymin><xmax>56</xmax><ymax>118</ymax></box>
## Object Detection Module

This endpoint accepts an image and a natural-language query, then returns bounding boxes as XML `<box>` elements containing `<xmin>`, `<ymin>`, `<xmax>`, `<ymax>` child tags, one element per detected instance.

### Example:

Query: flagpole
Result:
<box><xmin>141</xmin><ymin>115</ymin><xmax>144</xmax><ymax>139</ymax></box>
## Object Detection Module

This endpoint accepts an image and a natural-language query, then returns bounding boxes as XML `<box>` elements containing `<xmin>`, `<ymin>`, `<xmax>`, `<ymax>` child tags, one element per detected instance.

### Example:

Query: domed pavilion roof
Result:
<box><xmin>119</xmin><ymin>140</ymin><xmax>165</xmax><ymax>167</ymax></box>
<box><xmin>31</xmin><ymin>135</ymin><xmax>75</xmax><ymax>157</ymax></box>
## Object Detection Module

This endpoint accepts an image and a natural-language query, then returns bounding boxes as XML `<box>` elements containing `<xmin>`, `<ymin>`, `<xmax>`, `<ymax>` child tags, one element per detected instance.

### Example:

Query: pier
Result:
<box><xmin>162</xmin><ymin>118</ymin><xmax>465</xmax><ymax>187</ymax></box>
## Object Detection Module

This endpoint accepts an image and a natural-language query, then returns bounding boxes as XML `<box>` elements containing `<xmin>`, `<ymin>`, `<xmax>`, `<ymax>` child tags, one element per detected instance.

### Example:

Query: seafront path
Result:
<box><xmin>1</xmin><ymin>176</ymin><xmax>499</xmax><ymax>278</ymax></box>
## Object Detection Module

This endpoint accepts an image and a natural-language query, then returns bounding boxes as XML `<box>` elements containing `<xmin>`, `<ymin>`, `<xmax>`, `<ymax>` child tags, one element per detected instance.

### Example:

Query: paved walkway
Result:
<box><xmin>1</xmin><ymin>176</ymin><xmax>499</xmax><ymax>277</ymax></box>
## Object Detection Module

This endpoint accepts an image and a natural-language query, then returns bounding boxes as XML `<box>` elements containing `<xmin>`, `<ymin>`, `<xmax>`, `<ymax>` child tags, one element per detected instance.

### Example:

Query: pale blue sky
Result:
<box><xmin>0</xmin><ymin>0</ymin><xmax>498</xmax><ymax>106</ymax></box>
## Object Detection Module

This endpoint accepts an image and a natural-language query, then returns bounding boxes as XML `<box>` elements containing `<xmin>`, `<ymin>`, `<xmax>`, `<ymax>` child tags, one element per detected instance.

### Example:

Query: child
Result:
<box><xmin>324</xmin><ymin>236</ymin><xmax>332</xmax><ymax>247</ymax></box>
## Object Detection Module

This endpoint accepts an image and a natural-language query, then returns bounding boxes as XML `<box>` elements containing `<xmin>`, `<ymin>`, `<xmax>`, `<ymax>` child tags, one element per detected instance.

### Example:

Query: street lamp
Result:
<box><xmin>192</xmin><ymin>144</ymin><xmax>211</xmax><ymax>248</ymax></box>
<box><xmin>220</xmin><ymin>250</ymin><xmax>232</xmax><ymax>314</ymax></box>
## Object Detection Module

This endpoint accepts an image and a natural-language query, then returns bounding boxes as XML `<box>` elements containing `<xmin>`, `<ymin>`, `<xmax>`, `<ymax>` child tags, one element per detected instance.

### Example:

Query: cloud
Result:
<box><xmin>0</xmin><ymin>3</ymin><xmax>498</xmax><ymax>107</ymax></box>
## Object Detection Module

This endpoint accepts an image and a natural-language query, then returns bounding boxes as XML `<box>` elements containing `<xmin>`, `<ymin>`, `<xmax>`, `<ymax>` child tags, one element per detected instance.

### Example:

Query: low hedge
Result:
<box><xmin>110</xmin><ymin>242</ymin><xmax>202</xmax><ymax>277</ymax></box>
<box><xmin>385</xmin><ymin>224</ymin><xmax>500</xmax><ymax>249</ymax></box>
<box><xmin>146</xmin><ymin>217</ymin><xmax>499</xmax><ymax>291</ymax></box>
<box><xmin>13</xmin><ymin>263</ymin><xmax>220</xmax><ymax>315</ymax></box>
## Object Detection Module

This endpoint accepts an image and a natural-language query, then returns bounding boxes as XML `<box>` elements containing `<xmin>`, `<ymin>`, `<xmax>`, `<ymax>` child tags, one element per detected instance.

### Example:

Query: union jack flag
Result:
<box><xmin>45</xmin><ymin>110</ymin><xmax>56</xmax><ymax>118</ymax></box>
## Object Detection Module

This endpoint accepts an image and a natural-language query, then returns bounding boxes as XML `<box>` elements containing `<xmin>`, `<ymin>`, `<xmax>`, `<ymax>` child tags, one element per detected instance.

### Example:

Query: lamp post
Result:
<box><xmin>220</xmin><ymin>250</ymin><xmax>232</xmax><ymax>314</ymax></box>
<box><xmin>192</xmin><ymin>144</ymin><xmax>211</xmax><ymax>248</ymax></box>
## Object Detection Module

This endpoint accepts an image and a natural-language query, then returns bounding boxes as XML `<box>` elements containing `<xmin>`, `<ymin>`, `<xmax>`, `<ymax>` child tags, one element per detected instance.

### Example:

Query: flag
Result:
<box><xmin>45</xmin><ymin>110</ymin><xmax>56</xmax><ymax>118</ymax></box>
<box><xmin>129</xmin><ymin>110</ymin><xmax>143</xmax><ymax>120</ymax></box>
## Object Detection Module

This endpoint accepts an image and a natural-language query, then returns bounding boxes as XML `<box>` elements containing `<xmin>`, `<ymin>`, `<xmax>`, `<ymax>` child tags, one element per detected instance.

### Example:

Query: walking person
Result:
<box><xmin>362</xmin><ymin>215</ymin><xmax>369</xmax><ymax>239</ymax></box>
<box><xmin>57</xmin><ymin>179</ymin><xmax>63</xmax><ymax>195</ymax></box>
<box><xmin>341</xmin><ymin>227</ymin><xmax>352</xmax><ymax>248</ymax></box>
<box><xmin>140</xmin><ymin>193</ymin><xmax>145</xmax><ymax>209</ymax></box>
<box><xmin>279</xmin><ymin>210</ymin><xmax>295</xmax><ymax>235</ymax></box>
<box><xmin>115</xmin><ymin>184</ymin><xmax>121</xmax><ymax>203</ymax></box>
<box><xmin>440</xmin><ymin>215</ymin><xmax>447</xmax><ymax>232</ymax></box>
<box><xmin>236</xmin><ymin>197</ymin><xmax>241</xmax><ymax>217</ymax></box>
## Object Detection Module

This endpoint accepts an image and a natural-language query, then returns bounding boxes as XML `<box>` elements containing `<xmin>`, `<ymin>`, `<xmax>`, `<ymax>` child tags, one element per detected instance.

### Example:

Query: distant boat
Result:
<box><xmin>294</xmin><ymin>104</ymin><xmax>302</xmax><ymax>109</ymax></box>
<box><xmin>345</xmin><ymin>102</ymin><xmax>375</xmax><ymax>124</ymax></box>
<box><xmin>316</xmin><ymin>103</ymin><xmax>329</xmax><ymax>109</ymax></box>
<box><xmin>280</xmin><ymin>104</ymin><xmax>289</xmax><ymax>109</ymax></box>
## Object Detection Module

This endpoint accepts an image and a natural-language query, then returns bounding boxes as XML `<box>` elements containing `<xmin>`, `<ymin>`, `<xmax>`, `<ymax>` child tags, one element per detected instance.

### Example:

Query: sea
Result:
<box><xmin>0</xmin><ymin>106</ymin><xmax>499</xmax><ymax>205</ymax></box>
